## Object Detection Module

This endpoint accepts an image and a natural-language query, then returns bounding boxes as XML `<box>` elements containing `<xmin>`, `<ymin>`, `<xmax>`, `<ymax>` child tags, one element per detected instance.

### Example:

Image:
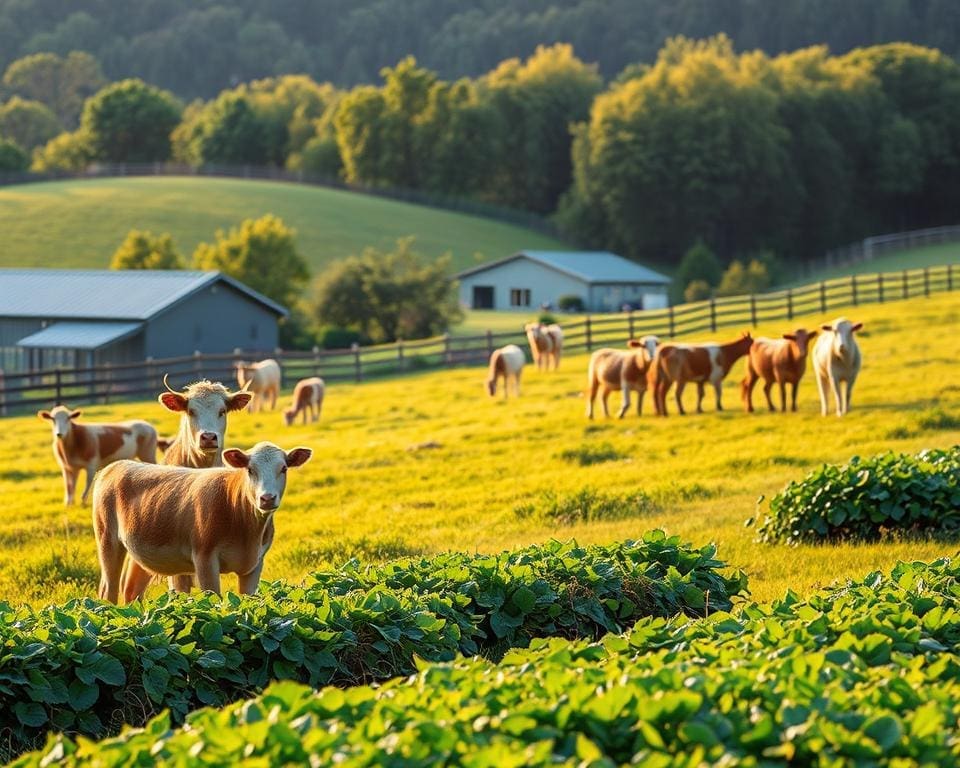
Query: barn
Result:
<box><xmin>456</xmin><ymin>251</ymin><xmax>671</xmax><ymax>312</ymax></box>
<box><xmin>0</xmin><ymin>269</ymin><xmax>287</xmax><ymax>373</ymax></box>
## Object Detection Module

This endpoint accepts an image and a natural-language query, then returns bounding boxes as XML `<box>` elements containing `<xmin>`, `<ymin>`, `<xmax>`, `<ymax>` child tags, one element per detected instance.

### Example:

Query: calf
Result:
<box><xmin>586</xmin><ymin>335</ymin><xmax>660</xmax><ymax>418</ymax></box>
<box><xmin>742</xmin><ymin>329</ymin><xmax>817</xmax><ymax>412</ymax></box>
<box><xmin>38</xmin><ymin>406</ymin><xmax>158</xmax><ymax>505</ymax></box>
<box><xmin>648</xmin><ymin>332</ymin><xmax>754</xmax><ymax>416</ymax></box>
<box><xmin>235</xmin><ymin>359</ymin><xmax>281</xmax><ymax>412</ymax></box>
<box><xmin>486</xmin><ymin>344</ymin><xmax>525</xmax><ymax>398</ymax></box>
<box><xmin>525</xmin><ymin>323</ymin><xmax>563</xmax><ymax>371</ymax></box>
<box><xmin>95</xmin><ymin>442</ymin><xmax>312</xmax><ymax>603</ymax></box>
<box><xmin>283</xmin><ymin>377</ymin><xmax>325</xmax><ymax>426</ymax></box>
<box><xmin>812</xmin><ymin>317</ymin><xmax>863</xmax><ymax>416</ymax></box>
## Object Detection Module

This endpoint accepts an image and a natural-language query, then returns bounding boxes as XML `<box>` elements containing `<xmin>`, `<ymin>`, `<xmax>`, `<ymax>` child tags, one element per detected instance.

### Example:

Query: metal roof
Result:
<box><xmin>0</xmin><ymin>269</ymin><xmax>288</xmax><ymax>320</ymax></box>
<box><xmin>456</xmin><ymin>251</ymin><xmax>671</xmax><ymax>285</ymax></box>
<box><xmin>16</xmin><ymin>321</ymin><xmax>143</xmax><ymax>350</ymax></box>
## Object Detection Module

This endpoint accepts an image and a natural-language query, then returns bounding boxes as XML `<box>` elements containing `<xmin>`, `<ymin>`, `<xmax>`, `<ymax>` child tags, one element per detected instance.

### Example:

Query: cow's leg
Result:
<box><xmin>61</xmin><ymin>466</ymin><xmax>76</xmax><ymax>505</ymax></box>
<box><xmin>675</xmin><ymin>381</ymin><xmax>687</xmax><ymax>415</ymax></box>
<box><xmin>587</xmin><ymin>378</ymin><xmax>599</xmax><ymax>418</ymax></box>
<box><xmin>694</xmin><ymin>382</ymin><xmax>705</xmax><ymax>413</ymax></box>
<box><xmin>270</xmin><ymin>386</ymin><xmax>278</xmax><ymax>411</ymax></box>
<box><xmin>80</xmin><ymin>465</ymin><xmax>97</xmax><ymax>505</ymax></box>
<box><xmin>741</xmin><ymin>370</ymin><xmax>757</xmax><ymax>413</ymax></box>
<box><xmin>169</xmin><ymin>574</ymin><xmax>194</xmax><ymax>593</ymax></box>
<box><xmin>778</xmin><ymin>382</ymin><xmax>787</xmax><ymax>412</ymax></box>
<box><xmin>762</xmin><ymin>380</ymin><xmax>775</xmax><ymax>412</ymax></box>
<box><xmin>238</xmin><ymin>561</ymin><xmax>264</xmax><ymax>595</ymax></box>
<box><xmin>843</xmin><ymin>375</ymin><xmax>857</xmax><ymax>415</ymax></box>
<box><xmin>657</xmin><ymin>381</ymin><xmax>671</xmax><ymax>416</ymax></box>
<box><xmin>554</xmin><ymin>349</ymin><xmax>561</xmax><ymax>370</ymax></box>
<box><xmin>514</xmin><ymin>370</ymin><xmax>522</xmax><ymax>397</ymax></box>
<box><xmin>791</xmin><ymin>381</ymin><xmax>799</xmax><ymax>412</ymax></box>
<box><xmin>816</xmin><ymin>372</ymin><xmax>830</xmax><ymax>416</ymax></box>
<box><xmin>829</xmin><ymin>374</ymin><xmax>844</xmax><ymax>416</ymax></box>
<box><xmin>123</xmin><ymin>561</ymin><xmax>156</xmax><ymax>604</ymax></box>
<box><xmin>713</xmin><ymin>380</ymin><xmax>723</xmax><ymax>412</ymax></box>
<box><xmin>617</xmin><ymin>384</ymin><xmax>631</xmax><ymax>419</ymax></box>
<box><xmin>193</xmin><ymin>556</ymin><xmax>222</xmax><ymax>595</ymax></box>
<box><xmin>637</xmin><ymin>386</ymin><xmax>646</xmax><ymax>416</ymax></box>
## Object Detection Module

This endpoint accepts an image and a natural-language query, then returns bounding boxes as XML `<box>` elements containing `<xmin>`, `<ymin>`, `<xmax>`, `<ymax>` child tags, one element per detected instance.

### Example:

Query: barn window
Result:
<box><xmin>250</xmin><ymin>324</ymin><xmax>258</xmax><ymax>340</ymax></box>
<box><xmin>509</xmin><ymin>288</ymin><xmax>531</xmax><ymax>307</ymax></box>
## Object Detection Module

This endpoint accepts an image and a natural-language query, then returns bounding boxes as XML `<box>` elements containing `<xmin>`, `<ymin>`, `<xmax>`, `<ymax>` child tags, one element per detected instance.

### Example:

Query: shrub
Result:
<box><xmin>683</xmin><ymin>279</ymin><xmax>712</xmax><ymax>302</ymax></box>
<box><xmin>514</xmin><ymin>487</ymin><xmax>658</xmax><ymax>524</ymax></box>
<box><xmin>557</xmin><ymin>294</ymin><xmax>585</xmax><ymax>312</ymax></box>
<box><xmin>318</xmin><ymin>325</ymin><xmax>368</xmax><ymax>349</ymax></box>
<box><xmin>671</xmin><ymin>239</ymin><xmax>722</xmax><ymax>303</ymax></box>
<box><xmin>715</xmin><ymin>258</ymin><xmax>771</xmax><ymax>297</ymax></box>
<box><xmin>537</xmin><ymin>312</ymin><xmax>558</xmax><ymax>324</ymax></box>
<box><xmin>750</xmin><ymin>446</ymin><xmax>960</xmax><ymax>543</ymax></box>
<box><xmin>557</xmin><ymin>441</ymin><xmax>624</xmax><ymax>466</ymax></box>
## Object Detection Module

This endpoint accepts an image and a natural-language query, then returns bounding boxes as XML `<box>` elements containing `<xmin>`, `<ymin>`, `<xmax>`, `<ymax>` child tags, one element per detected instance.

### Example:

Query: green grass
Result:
<box><xmin>0</xmin><ymin>177</ymin><xmax>567</xmax><ymax>272</ymax></box>
<box><xmin>793</xmin><ymin>241</ymin><xmax>960</xmax><ymax>285</ymax></box>
<box><xmin>0</xmin><ymin>292</ymin><xmax>957</xmax><ymax>609</ymax></box>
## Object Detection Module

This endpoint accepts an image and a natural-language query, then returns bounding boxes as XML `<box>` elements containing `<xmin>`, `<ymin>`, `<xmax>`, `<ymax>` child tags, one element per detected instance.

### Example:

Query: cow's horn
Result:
<box><xmin>162</xmin><ymin>373</ymin><xmax>179</xmax><ymax>394</ymax></box>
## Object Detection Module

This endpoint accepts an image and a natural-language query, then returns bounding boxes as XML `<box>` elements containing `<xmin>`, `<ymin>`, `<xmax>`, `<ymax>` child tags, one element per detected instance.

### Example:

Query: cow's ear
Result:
<box><xmin>227</xmin><ymin>391</ymin><xmax>253</xmax><ymax>411</ymax></box>
<box><xmin>821</xmin><ymin>323</ymin><xmax>833</xmax><ymax>332</ymax></box>
<box><xmin>222</xmin><ymin>448</ymin><xmax>249</xmax><ymax>468</ymax></box>
<box><xmin>68</xmin><ymin>410</ymin><xmax>82</xmax><ymax>419</ymax></box>
<box><xmin>783</xmin><ymin>333</ymin><xmax>796</xmax><ymax>341</ymax></box>
<box><xmin>807</xmin><ymin>331</ymin><xmax>818</xmax><ymax>341</ymax></box>
<box><xmin>37</xmin><ymin>410</ymin><xmax>52</xmax><ymax>420</ymax></box>
<box><xmin>159</xmin><ymin>392</ymin><xmax>188</xmax><ymax>412</ymax></box>
<box><xmin>286</xmin><ymin>447</ymin><xmax>312</xmax><ymax>468</ymax></box>
<box><xmin>851</xmin><ymin>322</ymin><xmax>863</xmax><ymax>333</ymax></box>
<box><xmin>627</xmin><ymin>339</ymin><xmax>641</xmax><ymax>348</ymax></box>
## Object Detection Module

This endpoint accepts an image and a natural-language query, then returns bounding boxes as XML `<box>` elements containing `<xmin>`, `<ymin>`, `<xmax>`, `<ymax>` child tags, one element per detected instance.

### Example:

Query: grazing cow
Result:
<box><xmin>586</xmin><ymin>335</ymin><xmax>660</xmax><ymax>419</ymax></box>
<box><xmin>525</xmin><ymin>323</ymin><xmax>564</xmax><ymax>371</ymax></box>
<box><xmin>235</xmin><ymin>359</ymin><xmax>281</xmax><ymax>412</ymax></box>
<box><xmin>649</xmin><ymin>332</ymin><xmax>754</xmax><ymax>416</ymax></box>
<box><xmin>95</xmin><ymin>442</ymin><xmax>312</xmax><ymax>603</ymax></box>
<box><xmin>812</xmin><ymin>317</ymin><xmax>863</xmax><ymax>416</ymax></box>
<box><xmin>122</xmin><ymin>375</ymin><xmax>254</xmax><ymax>596</ymax></box>
<box><xmin>741</xmin><ymin>329</ymin><xmax>817</xmax><ymax>413</ymax></box>
<box><xmin>283</xmin><ymin>377</ymin><xmax>325</xmax><ymax>426</ymax></box>
<box><xmin>37</xmin><ymin>405</ymin><xmax>158</xmax><ymax>505</ymax></box>
<box><xmin>486</xmin><ymin>344</ymin><xmax>526</xmax><ymax>399</ymax></box>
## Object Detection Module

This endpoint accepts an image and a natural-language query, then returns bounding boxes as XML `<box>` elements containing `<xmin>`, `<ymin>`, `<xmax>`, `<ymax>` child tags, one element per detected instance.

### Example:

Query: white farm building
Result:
<box><xmin>456</xmin><ymin>251</ymin><xmax>671</xmax><ymax>312</ymax></box>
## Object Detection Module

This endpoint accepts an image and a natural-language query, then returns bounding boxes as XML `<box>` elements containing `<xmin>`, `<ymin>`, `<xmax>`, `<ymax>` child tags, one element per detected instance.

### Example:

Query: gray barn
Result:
<box><xmin>456</xmin><ymin>251</ymin><xmax>671</xmax><ymax>312</ymax></box>
<box><xmin>0</xmin><ymin>269</ymin><xmax>287</xmax><ymax>372</ymax></box>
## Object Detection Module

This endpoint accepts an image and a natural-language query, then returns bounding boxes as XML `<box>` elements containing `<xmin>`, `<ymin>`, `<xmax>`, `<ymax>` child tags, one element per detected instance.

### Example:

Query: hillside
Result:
<box><xmin>0</xmin><ymin>176</ymin><xmax>567</xmax><ymax>272</ymax></box>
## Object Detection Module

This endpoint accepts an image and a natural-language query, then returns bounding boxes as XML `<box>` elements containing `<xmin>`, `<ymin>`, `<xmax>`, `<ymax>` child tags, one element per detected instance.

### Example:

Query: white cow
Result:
<box><xmin>235</xmin><ymin>359</ymin><xmax>281</xmax><ymax>412</ymax></box>
<box><xmin>486</xmin><ymin>344</ymin><xmax>526</xmax><ymax>398</ymax></box>
<box><xmin>812</xmin><ymin>317</ymin><xmax>863</xmax><ymax>416</ymax></box>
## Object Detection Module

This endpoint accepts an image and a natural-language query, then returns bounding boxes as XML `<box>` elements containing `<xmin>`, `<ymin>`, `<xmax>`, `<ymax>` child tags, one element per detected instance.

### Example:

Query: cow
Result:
<box><xmin>525</xmin><ymin>323</ymin><xmax>563</xmax><ymax>371</ymax></box>
<box><xmin>586</xmin><ymin>335</ymin><xmax>660</xmax><ymax>419</ymax></box>
<box><xmin>121</xmin><ymin>375</ymin><xmax>254</xmax><ymax>597</ymax></box>
<box><xmin>235</xmin><ymin>359</ymin><xmax>281</xmax><ymax>413</ymax></box>
<box><xmin>283</xmin><ymin>377</ymin><xmax>325</xmax><ymax>426</ymax></box>
<box><xmin>741</xmin><ymin>329</ymin><xmax>817</xmax><ymax>413</ymax></box>
<box><xmin>486</xmin><ymin>344</ymin><xmax>526</xmax><ymax>399</ymax></box>
<box><xmin>648</xmin><ymin>331</ymin><xmax>754</xmax><ymax>416</ymax></box>
<box><xmin>37</xmin><ymin>405</ymin><xmax>158</xmax><ymax>505</ymax></box>
<box><xmin>94</xmin><ymin>441</ymin><xmax>312</xmax><ymax>603</ymax></box>
<box><xmin>812</xmin><ymin>317</ymin><xmax>863</xmax><ymax>416</ymax></box>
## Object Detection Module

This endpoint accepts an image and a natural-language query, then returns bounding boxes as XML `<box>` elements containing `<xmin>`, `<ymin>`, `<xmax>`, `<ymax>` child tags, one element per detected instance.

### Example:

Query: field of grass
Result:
<box><xmin>792</xmin><ymin>241</ymin><xmax>960</xmax><ymax>285</ymax></box>
<box><xmin>0</xmin><ymin>291</ymin><xmax>957</xmax><ymax>611</ymax></box>
<box><xmin>0</xmin><ymin>177</ymin><xmax>567</xmax><ymax>272</ymax></box>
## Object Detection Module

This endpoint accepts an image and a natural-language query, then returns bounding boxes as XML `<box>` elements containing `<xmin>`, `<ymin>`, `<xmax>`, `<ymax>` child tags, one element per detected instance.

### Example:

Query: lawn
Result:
<box><xmin>0</xmin><ymin>176</ymin><xmax>567</xmax><ymax>273</ymax></box>
<box><xmin>0</xmin><ymin>290</ymin><xmax>957</xmax><ymax>610</ymax></box>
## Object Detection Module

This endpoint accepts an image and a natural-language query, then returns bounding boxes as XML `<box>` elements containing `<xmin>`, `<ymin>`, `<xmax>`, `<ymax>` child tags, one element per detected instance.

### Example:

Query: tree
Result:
<box><xmin>0</xmin><ymin>97</ymin><xmax>61</xmax><ymax>150</ymax></box>
<box><xmin>715</xmin><ymin>259</ymin><xmax>772</xmax><ymax>297</ymax></box>
<box><xmin>0</xmin><ymin>139</ymin><xmax>28</xmax><ymax>171</ymax></box>
<box><xmin>671</xmin><ymin>239</ymin><xmax>723</xmax><ymax>304</ymax></box>
<box><xmin>2</xmin><ymin>51</ymin><xmax>105</xmax><ymax>128</ymax></box>
<box><xmin>683</xmin><ymin>280</ymin><xmax>712</xmax><ymax>303</ymax></box>
<box><xmin>192</xmin><ymin>214</ymin><xmax>309</xmax><ymax>310</ymax></box>
<box><xmin>313</xmin><ymin>237</ymin><xmax>462</xmax><ymax>343</ymax></box>
<box><xmin>109</xmin><ymin>231</ymin><xmax>186</xmax><ymax>270</ymax></box>
<box><xmin>173</xmin><ymin>91</ymin><xmax>275</xmax><ymax>165</ymax></box>
<box><xmin>81</xmin><ymin>79</ymin><xmax>181</xmax><ymax>162</ymax></box>
<box><xmin>30</xmin><ymin>130</ymin><xmax>93</xmax><ymax>171</ymax></box>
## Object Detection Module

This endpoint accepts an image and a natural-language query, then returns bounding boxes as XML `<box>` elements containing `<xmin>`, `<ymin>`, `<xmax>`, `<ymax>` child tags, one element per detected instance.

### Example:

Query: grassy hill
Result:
<box><xmin>0</xmin><ymin>176</ymin><xmax>567</xmax><ymax>272</ymax></box>
<box><xmin>1</xmin><ymin>290</ymin><xmax>957</xmax><ymax>610</ymax></box>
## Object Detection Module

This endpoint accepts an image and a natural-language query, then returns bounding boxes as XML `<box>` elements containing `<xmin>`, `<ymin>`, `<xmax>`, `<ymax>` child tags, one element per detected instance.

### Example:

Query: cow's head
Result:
<box><xmin>223</xmin><ymin>442</ymin><xmax>312</xmax><ymax>513</ymax></box>
<box><xmin>628</xmin><ymin>335</ymin><xmax>660</xmax><ymax>362</ymax></box>
<box><xmin>282</xmin><ymin>407</ymin><xmax>298</xmax><ymax>427</ymax></box>
<box><xmin>820</xmin><ymin>318</ymin><xmax>862</xmax><ymax>358</ymax></box>
<box><xmin>38</xmin><ymin>405</ymin><xmax>81</xmax><ymax>440</ymax></box>
<box><xmin>159</xmin><ymin>375</ymin><xmax>252</xmax><ymax>454</ymax></box>
<box><xmin>783</xmin><ymin>328</ymin><xmax>817</xmax><ymax>356</ymax></box>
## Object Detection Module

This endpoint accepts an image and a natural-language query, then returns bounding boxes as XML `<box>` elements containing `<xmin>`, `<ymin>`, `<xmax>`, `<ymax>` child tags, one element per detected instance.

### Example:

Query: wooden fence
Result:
<box><xmin>0</xmin><ymin>263</ymin><xmax>955</xmax><ymax>416</ymax></box>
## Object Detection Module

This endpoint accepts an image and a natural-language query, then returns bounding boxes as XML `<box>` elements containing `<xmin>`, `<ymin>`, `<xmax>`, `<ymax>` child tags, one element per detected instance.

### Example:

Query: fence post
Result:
<box><xmin>627</xmin><ymin>310</ymin><xmax>635</xmax><ymax>339</ymax></box>
<box><xmin>902</xmin><ymin>269</ymin><xmax>908</xmax><ymax>300</ymax></box>
<box><xmin>667</xmin><ymin>306</ymin><xmax>675</xmax><ymax>338</ymax></box>
<box><xmin>585</xmin><ymin>317</ymin><xmax>593</xmax><ymax>351</ymax></box>
<box><xmin>948</xmin><ymin>263</ymin><xmax>953</xmax><ymax>291</ymax></box>
<box><xmin>351</xmin><ymin>343</ymin><xmax>362</xmax><ymax>382</ymax></box>
<box><xmin>443</xmin><ymin>333</ymin><xmax>451</xmax><ymax>365</ymax></box>
<box><xmin>749</xmin><ymin>295</ymin><xmax>757</xmax><ymax>328</ymax></box>
<box><xmin>709</xmin><ymin>299</ymin><xmax>717</xmax><ymax>332</ymax></box>
<box><xmin>877</xmin><ymin>273</ymin><xmax>884</xmax><ymax>303</ymax></box>
<box><xmin>0</xmin><ymin>368</ymin><xmax>5</xmax><ymax>417</ymax></box>
<box><xmin>851</xmin><ymin>275</ymin><xmax>858</xmax><ymax>306</ymax></box>
<box><xmin>486</xmin><ymin>330</ymin><xmax>493</xmax><ymax>357</ymax></box>
<box><xmin>55</xmin><ymin>368</ymin><xmax>62</xmax><ymax>405</ymax></box>
<box><xmin>103</xmin><ymin>362</ymin><xmax>112</xmax><ymax>405</ymax></box>
<box><xmin>923</xmin><ymin>267</ymin><xmax>930</xmax><ymax>298</ymax></box>
<box><xmin>313</xmin><ymin>346</ymin><xmax>321</xmax><ymax>377</ymax></box>
<box><xmin>397</xmin><ymin>338</ymin><xmax>404</xmax><ymax>371</ymax></box>
<box><xmin>786</xmin><ymin>290</ymin><xmax>793</xmax><ymax>321</ymax></box>
<box><xmin>819</xmin><ymin>281</ymin><xmax>826</xmax><ymax>314</ymax></box>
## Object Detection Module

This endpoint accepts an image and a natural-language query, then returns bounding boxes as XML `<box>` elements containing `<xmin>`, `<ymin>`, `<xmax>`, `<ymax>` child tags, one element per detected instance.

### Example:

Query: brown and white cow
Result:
<box><xmin>486</xmin><ymin>344</ymin><xmax>526</xmax><ymax>399</ymax></box>
<box><xmin>235</xmin><ymin>359</ymin><xmax>281</xmax><ymax>412</ymax></box>
<box><xmin>37</xmin><ymin>405</ymin><xmax>158</xmax><ymax>505</ymax></box>
<box><xmin>742</xmin><ymin>328</ymin><xmax>817</xmax><ymax>413</ymax></box>
<box><xmin>813</xmin><ymin>317</ymin><xmax>863</xmax><ymax>416</ymax></box>
<box><xmin>95</xmin><ymin>441</ymin><xmax>312</xmax><ymax>603</ymax></box>
<box><xmin>283</xmin><ymin>377</ymin><xmax>325</xmax><ymax>426</ymax></box>
<box><xmin>648</xmin><ymin>331</ymin><xmax>754</xmax><ymax>416</ymax></box>
<box><xmin>121</xmin><ymin>375</ymin><xmax>254</xmax><ymax>596</ymax></box>
<box><xmin>525</xmin><ymin>323</ymin><xmax>563</xmax><ymax>371</ymax></box>
<box><xmin>586</xmin><ymin>335</ymin><xmax>660</xmax><ymax>419</ymax></box>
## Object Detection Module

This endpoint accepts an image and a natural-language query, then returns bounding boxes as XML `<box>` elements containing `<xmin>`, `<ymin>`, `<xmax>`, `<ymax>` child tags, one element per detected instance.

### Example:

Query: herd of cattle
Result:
<box><xmin>491</xmin><ymin>319</ymin><xmax>864</xmax><ymax>420</ymax></box>
<box><xmin>36</xmin><ymin>362</ymin><xmax>324</xmax><ymax>603</ymax></box>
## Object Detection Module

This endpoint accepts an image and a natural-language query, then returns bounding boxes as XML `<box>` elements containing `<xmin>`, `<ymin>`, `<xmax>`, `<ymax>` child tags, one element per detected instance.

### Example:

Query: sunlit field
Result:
<box><xmin>0</xmin><ymin>291</ymin><xmax>957</xmax><ymax>609</ymax></box>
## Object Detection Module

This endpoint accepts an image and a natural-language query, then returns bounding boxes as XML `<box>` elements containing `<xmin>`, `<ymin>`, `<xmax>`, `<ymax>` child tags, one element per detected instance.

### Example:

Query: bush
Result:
<box><xmin>715</xmin><ymin>258</ymin><xmax>771</xmax><ymax>297</ymax></box>
<box><xmin>683</xmin><ymin>279</ymin><xmax>712</xmax><ymax>302</ymax></box>
<box><xmin>318</xmin><ymin>326</ymin><xmax>369</xmax><ymax>349</ymax></box>
<box><xmin>671</xmin><ymin>239</ymin><xmax>722</xmax><ymax>303</ymax></box>
<box><xmin>537</xmin><ymin>312</ymin><xmax>558</xmax><ymax>324</ymax></box>
<box><xmin>0</xmin><ymin>138</ymin><xmax>29</xmax><ymax>171</ymax></box>
<box><xmin>557</xmin><ymin>294</ymin><xmax>585</xmax><ymax>312</ymax></box>
<box><xmin>750</xmin><ymin>446</ymin><xmax>960</xmax><ymax>543</ymax></box>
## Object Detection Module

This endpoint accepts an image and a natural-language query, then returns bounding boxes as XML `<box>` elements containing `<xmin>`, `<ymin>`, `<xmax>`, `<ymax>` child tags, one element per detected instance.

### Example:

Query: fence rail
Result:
<box><xmin>0</xmin><ymin>263</ymin><xmax>955</xmax><ymax>417</ymax></box>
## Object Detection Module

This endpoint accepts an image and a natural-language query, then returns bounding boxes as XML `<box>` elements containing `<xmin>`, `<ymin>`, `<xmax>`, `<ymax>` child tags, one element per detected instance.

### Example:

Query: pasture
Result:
<box><xmin>0</xmin><ymin>177</ymin><xmax>567</xmax><ymax>273</ymax></box>
<box><xmin>0</xmin><ymin>291</ymin><xmax>957</xmax><ymax>610</ymax></box>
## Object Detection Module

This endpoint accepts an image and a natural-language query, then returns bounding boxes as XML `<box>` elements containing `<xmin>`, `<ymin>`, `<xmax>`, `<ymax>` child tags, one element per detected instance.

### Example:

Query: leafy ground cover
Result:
<box><xmin>753</xmin><ymin>446</ymin><xmax>960</xmax><ymax>544</ymax></box>
<box><xmin>18</xmin><ymin>556</ymin><xmax>960</xmax><ymax>766</ymax></box>
<box><xmin>0</xmin><ymin>536</ymin><xmax>743</xmax><ymax>756</ymax></box>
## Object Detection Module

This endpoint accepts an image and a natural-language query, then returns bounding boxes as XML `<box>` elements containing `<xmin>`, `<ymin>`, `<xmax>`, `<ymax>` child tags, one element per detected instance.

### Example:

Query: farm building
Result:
<box><xmin>0</xmin><ymin>269</ymin><xmax>287</xmax><ymax>373</ymax></box>
<box><xmin>456</xmin><ymin>251</ymin><xmax>671</xmax><ymax>312</ymax></box>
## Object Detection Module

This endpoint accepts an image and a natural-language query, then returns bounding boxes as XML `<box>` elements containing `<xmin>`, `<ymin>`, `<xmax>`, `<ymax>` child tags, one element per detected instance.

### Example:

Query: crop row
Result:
<box><xmin>0</xmin><ymin>533</ymin><xmax>743</xmax><ymax>758</ymax></box>
<box><xmin>19</xmin><ymin>556</ymin><xmax>960</xmax><ymax>766</ymax></box>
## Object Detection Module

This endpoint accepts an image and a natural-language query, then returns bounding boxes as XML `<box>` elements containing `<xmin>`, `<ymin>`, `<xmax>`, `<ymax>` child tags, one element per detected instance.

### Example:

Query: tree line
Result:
<box><xmin>0</xmin><ymin>0</ymin><xmax>957</xmax><ymax>99</ymax></box>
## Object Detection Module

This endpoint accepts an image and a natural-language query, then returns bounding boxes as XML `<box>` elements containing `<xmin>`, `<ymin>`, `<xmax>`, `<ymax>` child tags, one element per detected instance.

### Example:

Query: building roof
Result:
<box><xmin>456</xmin><ymin>251</ymin><xmax>671</xmax><ymax>285</ymax></box>
<box><xmin>0</xmin><ymin>269</ymin><xmax>288</xmax><ymax>321</ymax></box>
<box><xmin>17</xmin><ymin>321</ymin><xmax>144</xmax><ymax>350</ymax></box>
